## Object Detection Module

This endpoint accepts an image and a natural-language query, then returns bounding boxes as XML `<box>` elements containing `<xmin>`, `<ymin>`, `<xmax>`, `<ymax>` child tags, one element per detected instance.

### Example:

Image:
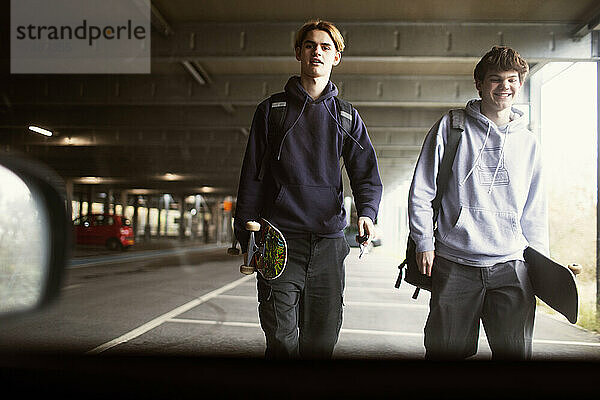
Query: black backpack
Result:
<box><xmin>395</xmin><ymin>109</ymin><xmax>465</xmax><ymax>299</ymax></box>
<box><xmin>257</xmin><ymin>92</ymin><xmax>354</xmax><ymax>181</ymax></box>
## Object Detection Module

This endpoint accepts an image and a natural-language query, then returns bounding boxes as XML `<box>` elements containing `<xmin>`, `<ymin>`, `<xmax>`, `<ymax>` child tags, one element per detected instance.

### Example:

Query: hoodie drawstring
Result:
<box><xmin>323</xmin><ymin>101</ymin><xmax>364</xmax><ymax>150</ymax></box>
<box><xmin>277</xmin><ymin>97</ymin><xmax>308</xmax><ymax>160</ymax></box>
<box><xmin>461</xmin><ymin>123</ymin><xmax>491</xmax><ymax>186</ymax></box>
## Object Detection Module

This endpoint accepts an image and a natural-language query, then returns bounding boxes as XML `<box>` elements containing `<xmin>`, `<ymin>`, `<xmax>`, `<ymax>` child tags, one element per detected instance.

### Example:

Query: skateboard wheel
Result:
<box><xmin>240</xmin><ymin>264</ymin><xmax>255</xmax><ymax>275</ymax></box>
<box><xmin>568</xmin><ymin>263</ymin><xmax>582</xmax><ymax>275</ymax></box>
<box><xmin>246</xmin><ymin>221</ymin><xmax>261</xmax><ymax>231</ymax></box>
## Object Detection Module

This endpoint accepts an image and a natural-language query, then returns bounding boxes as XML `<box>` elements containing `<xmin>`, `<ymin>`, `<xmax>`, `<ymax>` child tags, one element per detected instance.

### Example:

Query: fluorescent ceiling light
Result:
<box><xmin>28</xmin><ymin>126</ymin><xmax>53</xmax><ymax>136</ymax></box>
<box><xmin>163</xmin><ymin>173</ymin><xmax>183</xmax><ymax>181</ymax></box>
<box><xmin>78</xmin><ymin>177</ymin><xmax>101</xmax><ymax>184</ymax></box>
<box><xmin>198</xmin><ymin>186</ymin><xmax>216</xmax><ymax>193</ymax></box>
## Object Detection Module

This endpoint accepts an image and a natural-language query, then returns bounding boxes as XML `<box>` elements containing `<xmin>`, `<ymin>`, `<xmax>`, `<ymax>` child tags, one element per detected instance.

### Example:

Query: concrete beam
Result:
<box><xmin>0</xmin><ymin>105</ymin><xmax>448</xmax><ymax>131</ymax></box>
<box><xmin>150</xmin><ymin>3</ymin><xmax>174</xmax><ymax>37</ymax></box>
<box><xmin>2</xmin><ymin>126</ymin><xmax>432</xmax><ymax>153</ymax></box>
<box><xmin>572</xmin><ymin>2</ymin><xmax>600</xmax><ymax>39</ymax></box>
<box><xmin>152</xmin><ymin>22</ymin><xmax>596</xmax><ymax>61</ymax></box>
<box><xmin>1</xmin><ymin>74</ymin><xmax>497</xmax><ymax>107</ymax></box>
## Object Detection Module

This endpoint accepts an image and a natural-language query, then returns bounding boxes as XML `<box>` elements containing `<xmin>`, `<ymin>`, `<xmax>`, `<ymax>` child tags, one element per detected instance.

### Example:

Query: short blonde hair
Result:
<box><xmin>294</xmin><ymin>20</ymin><xmax>345</xmax><ymax>53</ymax></box>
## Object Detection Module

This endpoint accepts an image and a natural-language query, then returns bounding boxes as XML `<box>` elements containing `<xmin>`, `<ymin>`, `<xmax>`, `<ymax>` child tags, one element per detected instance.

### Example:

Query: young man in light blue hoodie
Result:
<box><xmin>408</xmin><ymin>46</ymin><xmax>548</xmax><ymax>360</ymax></box>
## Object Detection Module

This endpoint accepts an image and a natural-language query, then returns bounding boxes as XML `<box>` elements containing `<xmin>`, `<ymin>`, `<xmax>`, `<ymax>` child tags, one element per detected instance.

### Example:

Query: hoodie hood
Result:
<box><xmin>276</xmin><ymin>77</ymin><xmax>359</xmax><ymax>160</ymax></box>
<box><xmin>462</xmin><ymin>99</ymin><xmax>527</xmax><ymax>193</ymax></box>
<box><xmin>284</xmin><ymin>76</ymin><xmax>338</xmax><ymax>103</ymax></box>
<box><xmin>465</xmin><ymin>99</ymin><xmax>527</xmax><ymax>131</ymax></box>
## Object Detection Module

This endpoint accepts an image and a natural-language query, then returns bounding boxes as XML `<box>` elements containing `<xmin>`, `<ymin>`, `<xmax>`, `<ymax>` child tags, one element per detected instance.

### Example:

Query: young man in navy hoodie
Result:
<box><xmin>408</xmin><ymin>46</ymin><xmax>548</xmax><ymax>360</ymax></box>
<box><xmin>234</xmin><ymin>20</ymin><xmax>382</xmax><ymax>359</ymax></box>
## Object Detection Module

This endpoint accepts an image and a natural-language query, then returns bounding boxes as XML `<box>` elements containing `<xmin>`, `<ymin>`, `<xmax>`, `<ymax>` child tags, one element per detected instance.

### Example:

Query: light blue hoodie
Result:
<box><xmin>408</xmin><ymin>99</ymin><xmax>549</xmax><ymax>266</ymax></box>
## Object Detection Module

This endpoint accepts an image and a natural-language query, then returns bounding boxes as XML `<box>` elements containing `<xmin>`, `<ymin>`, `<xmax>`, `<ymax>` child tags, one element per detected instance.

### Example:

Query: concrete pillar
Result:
<box><xmin>62</xmin><ymin>178</ymin><xmax>73</xmax><ymax>220</ymax></box>
<box><xmin>119</xmin><ymin>191</ymin><xmax>128</xmax><ymax>216</ymax></box>
<box><xmin>179</xmin><ymin>194</ymin><xmax>186</xmax><ymax>240</ymax></box>
<box><xmin>144</xmin><ymin>196</ymin><xmax>151</xmax><ymax>240</ymax></box>
<box><xmin>64</xmin><ymin>178</ymin><xmax>73</xmax><ymax>208</ymax></box>
<box><xmin>203</xmin><ymin>209</ymin><xmax>209</xmax><ymax>244</ymax></box>
<box><xmin>156</xmin><ymin>195</ymin><xmax>162</xmax><ymax>238</ymax></box>
<box><xmin>107</xmin><ymin>189</ymin><xmax>114</xmax><ymax>214</ymax></box>
<box><xmin>86</xmin><ymin>186</ymin><xmax>94</xmax><ymax>215</ymax></box>
<box><xmin>78</xmin><ymin>193</ymin><xmax>83</xmax><ymax>219</ymax></box>
<box><xmin>103</xmin><ymin>189</ymin><xmax>110</xmax><ymax>214</ymax></box>
<box><xmin>132</xmin><ymin>197</ymin><xmax>139</xmax><ymax>239</ymax></box>
<box><xmin>163</xmin><ymin>194</ymin><xmax>171</xmax><ymax>238</ymax></box>
<box><xmin>215</xmin><ymin>199</ymin><xmax>222</xmax><ymax>245</ymax></box>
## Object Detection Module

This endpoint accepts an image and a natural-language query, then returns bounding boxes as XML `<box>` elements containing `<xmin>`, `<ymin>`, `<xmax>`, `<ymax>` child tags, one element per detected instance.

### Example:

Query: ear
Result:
<box><xmin>295</xmin><ymin>47</ymin><xmax>301</xmax><ymax>62</ymax></box>
<box><xmin>475</xmin><ymin>80</ymin><xmax>482</xmax><ymax>97</ymax></box>
<box><xmin>332</xmin><ymin>51</ymin><xmax>341</xmax><ymax>66</ymax></box>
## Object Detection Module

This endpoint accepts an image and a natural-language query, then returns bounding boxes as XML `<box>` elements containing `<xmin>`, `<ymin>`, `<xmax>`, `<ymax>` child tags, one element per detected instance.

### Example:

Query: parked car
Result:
<box><xmin>73</xmin><ymin>213</ymin><xmax>134</xmax><ymax>250</ymax></box>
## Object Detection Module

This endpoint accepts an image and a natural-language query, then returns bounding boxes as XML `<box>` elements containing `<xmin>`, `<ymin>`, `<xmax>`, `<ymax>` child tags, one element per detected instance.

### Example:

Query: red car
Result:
<box><xmin>73</xmin><ymin>214</ymin><xmax>134</xmax><ymax>250</ymax></box>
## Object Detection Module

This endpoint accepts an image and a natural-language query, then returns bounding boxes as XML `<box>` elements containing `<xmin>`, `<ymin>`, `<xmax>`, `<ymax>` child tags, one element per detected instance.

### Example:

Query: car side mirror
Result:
<box><xmin>0</xmin><ymin>153</ymin><xmax>70</xmax><ymax>320</ymax></box>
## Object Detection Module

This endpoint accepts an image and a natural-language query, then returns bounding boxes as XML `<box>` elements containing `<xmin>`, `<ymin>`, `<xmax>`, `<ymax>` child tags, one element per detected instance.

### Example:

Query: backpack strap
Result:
<box><xmin>257</xmin><ymin>92</ymin><xmax>287</xmax><ymax>181</ymax></box>
<box><xmin>267</xmin><ymin>92</ymin><xmax>287</xmax><ymax>140</ymax></box>
<box><xmin>431</xmin><ymin>109</ymin><xmax>465</xmax><ymax>221</ymax></box>
<box><xmin>334</xmin><ymin>96</ymin><xmax>354</xmax><ymax>135</ymax></box>
<box><xmin>258</xmin><ymin>93</ymin><xmax>354</xmax><ymax>180</ymax></box>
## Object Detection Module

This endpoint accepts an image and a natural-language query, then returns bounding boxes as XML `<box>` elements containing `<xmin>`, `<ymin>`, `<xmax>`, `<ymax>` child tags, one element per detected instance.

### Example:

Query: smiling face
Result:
<box><xmin>476</xmin><ymin>69</ymin><xmax>523</xmax><ymax>113</ymax></box>
<box><xmin>295</xmin><ymin>29</ymin><xmax>341</xmax><ymax>80</ymax></box>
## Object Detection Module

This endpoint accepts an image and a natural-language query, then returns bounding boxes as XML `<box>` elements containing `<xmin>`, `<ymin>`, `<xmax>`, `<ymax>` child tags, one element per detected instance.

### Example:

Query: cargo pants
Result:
<box><xmin>424</xmin><ymin>256</ymin><xmax>536</xmax><ymax>360</ymax></box>
<box><xmin>256</xmin><ymin>235</ymin><xmax>350</xmax><ymax>359</ymax></box>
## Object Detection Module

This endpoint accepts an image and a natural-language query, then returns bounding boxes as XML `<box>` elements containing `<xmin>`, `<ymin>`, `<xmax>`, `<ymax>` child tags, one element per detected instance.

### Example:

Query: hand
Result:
<box><xmin>417</xmin><ymin>251</ymin><xmax>435</xmax><ymax>276</ymax></box>
<box><xmin>357</xmin><ymin>216</ymin><xmax>375</xmax><ymax>245</ymax></box>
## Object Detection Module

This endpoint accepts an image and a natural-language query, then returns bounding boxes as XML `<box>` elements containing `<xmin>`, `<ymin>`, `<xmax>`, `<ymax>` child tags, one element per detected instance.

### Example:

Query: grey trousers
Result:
<box><xmin>256</xmin><ymin>235</ymin><xmax>350</xmax><ymax>359</ymax></box>
<box><xmin>424</xmin><ymin>256</ymin><xmax>535</xmax><ymax>360</ymax></box>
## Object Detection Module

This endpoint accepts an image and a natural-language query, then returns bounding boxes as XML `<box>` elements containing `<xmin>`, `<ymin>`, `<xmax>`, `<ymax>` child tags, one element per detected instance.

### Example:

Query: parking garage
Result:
<box><xmin>2</xmin><ymin>1</ymin><xmax>599</xmax><ymax>250</ymax></box>
<box><xmin>2</xmin><ymin>0</ymin><xmax>600</xmax><ymax>364</ymax></box>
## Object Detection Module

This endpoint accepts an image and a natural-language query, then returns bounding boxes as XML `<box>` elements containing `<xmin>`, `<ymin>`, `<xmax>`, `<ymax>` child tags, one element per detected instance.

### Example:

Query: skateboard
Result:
<box><xmin>240</xmin><ymin>218</ymin><xmax>287</xmax><ymax>280</ymax></box>
<box><xmin>524</xmin><ymin>247</ymin><xmax>580</xmax><ymax>324</ymax></box>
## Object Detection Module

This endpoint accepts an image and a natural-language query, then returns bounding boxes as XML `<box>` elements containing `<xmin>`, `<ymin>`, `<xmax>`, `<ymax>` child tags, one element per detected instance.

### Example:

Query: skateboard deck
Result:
<box><xmin>524</xmin><ymin>247</ymin><xmax>578</xmax><ymax>323</ymax></box>
<box><xmin>245</xmin><ymin>218</ymin><xmax>287</xmax><ymax>280</ymax></box>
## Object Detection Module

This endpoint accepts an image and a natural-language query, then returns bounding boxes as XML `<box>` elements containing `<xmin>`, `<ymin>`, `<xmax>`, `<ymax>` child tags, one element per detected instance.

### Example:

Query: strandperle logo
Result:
<box><xmin>11</xmin><ymin>0</ymin><xmax>150</xmax><ymax>74</ymax></box>
<box><xmin>15</xmin><ymin>19</ymin><xmax>147</xmax><ymax>47</ymax></box>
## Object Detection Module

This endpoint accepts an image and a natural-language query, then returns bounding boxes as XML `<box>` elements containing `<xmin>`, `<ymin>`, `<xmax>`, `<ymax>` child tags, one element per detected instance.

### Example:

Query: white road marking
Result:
<box><xmin>345</xmin><ymin>276</ymin><xmax>399</xmax><ymax>283</ymax></box>
<box><xmin>217</xmin><ymin>294</ymin><xmax>427</xmax><ymax>309</ymax></box>
<box><xmin>86</xmin><ymin>272</ymin><xmax>600</xmax><ymax>355</ymax></box>
<box><xmin>340</xmin><ymin>328</ymin><xmax>423</xmax><ymax>338</ymax></box>
<box><xmin>86</xmin><ymin>274</ymin><xmax>254</xmax><ymax>354</ymax></box>
<box><xmin>346</xmin><ymin>286</ymin><xmax>414</xmax><ymax>293</ymax></box>
<box><xmin>167</xmin><ymin>318</ymin><xmax>600</xmax><ymax>348</ymax></box>
<box><xmin>531</xmin><ymin>339</ymin><xmax>600</xmax><ymax>348</ymax></box>
<box><xmin>62</xmin><ymin>284</ymin><xmax>83</xmax><ymax>290</ymax></box>
<box><xmin>167</xmin><ymin>318</ymin><xmax>423</xmax><ymax>338</ymax></box>
<box><xmin>345</xmin><ymin>300</ymin><xmax>428</xmax><ymax>309</ymax></box>
<box><xmin>237</xmin><ymin>281</ymin><xmax>410</xmax><ymax>294</ymax></box>
<box><xmin>70</xmin><ymin>244</ymin><xmax>226</xmax><ymax>269</ymax></box>
<box><xmin>169</xmin><ymin>318</ymin><xmax>261</xmax><ymax>328</ymax></box>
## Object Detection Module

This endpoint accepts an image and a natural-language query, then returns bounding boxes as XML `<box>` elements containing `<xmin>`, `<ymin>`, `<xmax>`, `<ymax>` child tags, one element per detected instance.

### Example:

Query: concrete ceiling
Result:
<box><xmin>1</xmin><ymin>0</ymin><xmax>599</xmax><ymax>199</ymax></box>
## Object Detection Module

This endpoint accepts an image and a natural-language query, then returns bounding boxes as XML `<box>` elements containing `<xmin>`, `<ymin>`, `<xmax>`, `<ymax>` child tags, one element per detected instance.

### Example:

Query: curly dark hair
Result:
<box><xmin>474</xmin><ymin>46</ymin><xmax>529</xmax><ymax>84</ymax></box>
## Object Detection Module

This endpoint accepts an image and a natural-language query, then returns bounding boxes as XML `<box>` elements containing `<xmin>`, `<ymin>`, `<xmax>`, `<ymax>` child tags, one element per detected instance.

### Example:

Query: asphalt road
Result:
<box><xmin>1</xmin><ymin>244</ymin><xmax>599</xmax><ymax>361</ymax></box>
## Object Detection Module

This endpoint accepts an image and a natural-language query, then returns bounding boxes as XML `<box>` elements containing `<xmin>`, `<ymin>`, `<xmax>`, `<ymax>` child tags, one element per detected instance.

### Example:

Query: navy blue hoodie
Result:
<box><xmin>234</xmin><ymin>76</ymin><xmax>382</xmax><ymax>252</ymax></box>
